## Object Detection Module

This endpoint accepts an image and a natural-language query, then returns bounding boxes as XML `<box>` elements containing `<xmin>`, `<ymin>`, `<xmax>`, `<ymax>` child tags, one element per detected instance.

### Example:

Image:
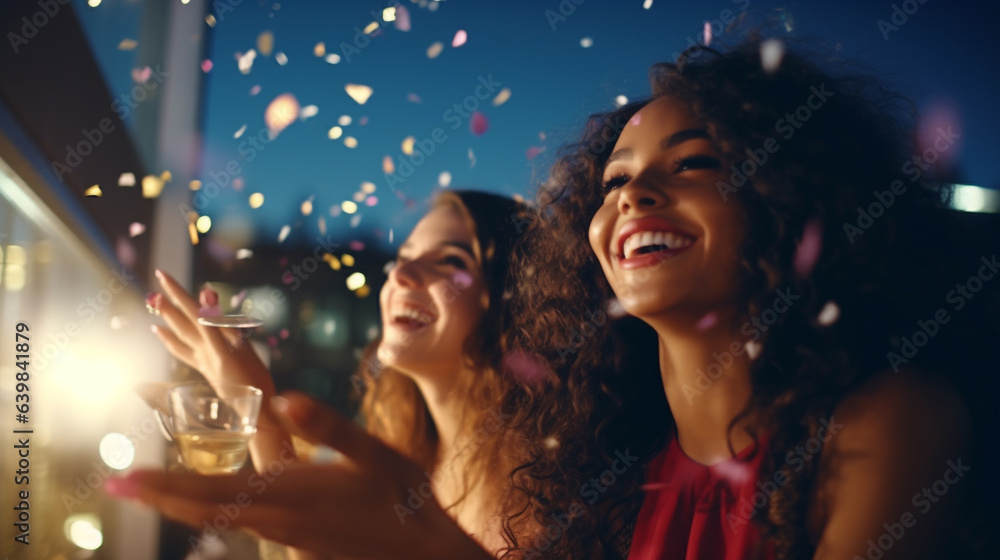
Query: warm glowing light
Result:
<box><xmin>401</xmin><ymin>136</ymin><xmax>415</xmax><ymax>155</ymax></box>
<box><xmin>65</xmin><ymin>515</ymin><xmax>103</xmax><ymax>550</ymax></box>
<box><xmin>951</xmin><ymin>184</ymin><xmax>998</xmax><ymax>213</ymax></box>
<box><xmin>99</xmin><ymin>433</ymin><xmax>136</xmax><ymax>470</ymax></box>
<box><xmin>382</xmin><ymin>7</ymin><xmax>397</xmax><ymax>21</ymax></box>
<box><xmin>338</xmin><ymin>115</ymin><xmax>352</xmax><ymax>126</ymax></box>
<box><xmin>355</xmin><ymin>285</ymin><xmax>371</xmax><ymax>298</ymax></box>
<box><xmin>142</xmin><ymin>175</ymin><xmax>165</xmax><ymax>198</ymax></box>
<box><xmin>328</xmin><ymin>126</ymin><xmax>343</xmax><ymax>139</ymax></box>
<box><xmin>265</xmin><ymin>93</ymin><xmax>300</xmax><ymax>134</ymax></box>
<box><xmin>341</xmin><ymin>201</ymin><xmax>358</xmax><ymax>214</ymax></box>
<box><xmin>345</xmin><ymin>84</ymin><xmax>373</xmax><ymax>105</ymax></box>
<box><xmin>88</xmin><ymin>0</ymin><xmax>101</xmax><ymax>7</ymax></box>
<box><xmin>188</xmin><ymin>222</ymin><xmax>199</xmax><ymax>245</ymax></box>
<box><xmin>84</xmin><ymin>185</ymin><xmax>102</xmax><ymax>197</ymax></box>
<box><xmin>361</xmin><ymin>181</ymin><xmax>376</xmax><ymax>194</ymax></box>
<box><xmin>346</xmin><ymin>272</ymin><xmax>366</xmax><ymax>291</ymax></box>
<box><xmin>343</xmin><ymin>136</ymin><xmax>358</xmax><ymax>148</ymax></box>
<box><xmin>614</xmin><ymin>95</ymin><xmax>628</xmax><ymax>107</ymax></box>
<box><xmin>301</xmin><ymin>200</ymin><xmax>313</xmax><ymax>215</ymax></box>
<box><xmin>363</xmin><ymin>21</ymin><xmax>380</xmax><ymax>34</ymax></box>
<box><xmin>313</xmin><ymin>42</ymin><xmax>326</xmax><ymax>57</ymax></box>
<box><xmin>189</xmin><ymin>180</ymin><xmax>202</xmax><ymax>191</ymax></box>
<box><xmin>196</xmin><ymin>215</ymin><xmax>212</xmax><ymax>234</ymax></box>
<box><xmin>342</xmin><ymin>254</ymin><xmax>356</xmax><ymax>267</ymax></box>
<box><xmin>249</xmin><ymin>193</ymin><xmax>264</xmax><ymax>208</ymax></box>
<box><xmin>118</xmin><ymin>172</ymin><xmax>135</xmax><ymax>186</ymax></box>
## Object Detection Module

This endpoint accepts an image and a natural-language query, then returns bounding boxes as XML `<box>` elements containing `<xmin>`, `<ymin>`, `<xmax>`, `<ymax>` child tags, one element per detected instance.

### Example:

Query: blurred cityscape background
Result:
<box><xmin>1</xmin><ymin>0</ymin><xmax>998</xmax><ymax>558</ymax></box>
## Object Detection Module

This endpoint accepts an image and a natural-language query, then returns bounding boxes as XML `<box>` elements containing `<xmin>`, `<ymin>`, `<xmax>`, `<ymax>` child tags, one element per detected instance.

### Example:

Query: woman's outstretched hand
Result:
<box><xmin>149</xmin><ymin>269</ymin><xmax>273</xmax><ymax>396</ymax></box>
<box><xmin>106</xmin><ymin>392</ymin><xmax>493</xmax><ymax>560</ymax></box>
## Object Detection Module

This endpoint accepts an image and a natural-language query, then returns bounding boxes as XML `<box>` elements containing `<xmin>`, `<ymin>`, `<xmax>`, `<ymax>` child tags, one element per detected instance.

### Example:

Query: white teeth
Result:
<box><xmin>393</xmin><ymin>307</ymin><xmax>435</xmax><ymax>324</ymax></box>
<box><xmin>621</xmin><ymin>230</ymin><xmax>694</xmax><ymax>259</ymax></box>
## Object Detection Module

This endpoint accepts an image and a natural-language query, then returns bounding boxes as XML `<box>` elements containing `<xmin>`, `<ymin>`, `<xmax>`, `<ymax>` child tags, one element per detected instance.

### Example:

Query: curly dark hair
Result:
<box><xmin>502</xmin><ymin>34</ymin><xmax>996</xmax><ymax>559</ymax></box>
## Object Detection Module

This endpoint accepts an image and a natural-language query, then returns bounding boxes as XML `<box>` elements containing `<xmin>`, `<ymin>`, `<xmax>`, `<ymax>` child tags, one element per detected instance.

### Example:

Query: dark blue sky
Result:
<box><xmin>75</xmin><ymin>0</ymin><xmax>1000</xmax><ymax>250</ymax></box>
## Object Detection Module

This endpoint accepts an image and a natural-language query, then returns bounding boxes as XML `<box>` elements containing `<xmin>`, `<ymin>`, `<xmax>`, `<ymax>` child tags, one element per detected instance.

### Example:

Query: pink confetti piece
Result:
<box><xmin>794</xmin><ymin>219</ymin><xmax>823</xmax><ymax>277</ymax></box>
<box><xmin>131</xmin><ymin>66</ymin><xmax>152</xmax><ymax>83</ymax></box>
<box><xmin>452</xmin><ymin>29</ymin><xmax>467</xmax><ymax>48</ymax></box>
<box><xmin>470</xmin><ymin>111</ymin><xmax>489</xmax><ymax>135</ymax></box>
<box><xmin>696</xmin><ymin>311</ymin><xmax>717</xmax><ymax>331</ymax></box>
<box><xmin>129</xmin><ymin>222</ymin><xmax>146</xmax><ymax>237</ymax></box>
<box><xmin>366</xmin><ymin>195</ymin><xmax>378</xmax><ymax>206</ymax></box>
<box><xmin>745</xmin><ymin>340</ymin><xmax>762</xmax><ymax>360</ymax></box>
<box><xmin>630</xmin><ymin>114</ymin><xmax>642</xmax><ymax>126</ymax></box>
<box><xmin>268</xmin><ymin>335</ymin><xmax>278</xmax><ymax>347</ymax></box>
<box><xmin>525</xmin><ymin>146</ymin><xmax>545</xmax><ymax>160</ymax></box>
<box><xmin>231</xmin><ymin>290</ymin><xmax>248</xmax><ymax>309</ymax></box>
<box><xmin>115</xmin><ymin>237</ymin><xmax>136</xmax><ymax>268</ymax></box>
<box><xmin>452</xmin><ymin>270</ymin><xmax>473</xmax><ymax>289</ymax></box>
<box><xmin>817</xmin><ymin>301</ymin><xmax>840</xmax><ymax>326</ymax></box>
<box><xmin>349</xmin><ymin>240</ymin><xmax>365</xmax><ymax>251</ymax></box>
<box><xmin>279</xmin><ymin>328</ymin><xmax>289</xmax><ymax>340</ymax></box>
<box><xmin>500</xmin><ymin>350</ymin><xmax>550</xmax><ymax>386</ymax></box>
<box><xmin>760</xmin><ymin>39</ymin><xmax>785</xmax><ymax>74</ymax></box>
<box><xmin>406</xmin><ymin>92</ymin><xmax>422</xmax><ymax>103</ymax></box>
<box><xmin>703</xmin><ymin>21</ymin><xmax>712</xmax><ymax>46</ymax></box>
<box><xmin>201</xmin><ymin>59</ymin><xmax>213</xmax><ymax>73</ymax></box>
<box><xmin>359</xmin><ymin>116</ymin><xmax>369</xmax><ymax>126</ymax></box>
<box><xmin>394</xmin><ymin>5</ymin><xmax>411</xmax><ymax>31</ymax></box>
<box><xmin>249</xmin><ymin>84</ymin><xmax>261</xmax><ymax>96</ymax></box>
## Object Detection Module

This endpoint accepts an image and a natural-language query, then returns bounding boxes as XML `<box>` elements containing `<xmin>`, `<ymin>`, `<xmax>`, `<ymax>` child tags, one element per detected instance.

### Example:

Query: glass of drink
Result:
<box><xmin>157</xmin><ymin>383</ymin><xmax>263</xmax><ymax>475</ymax></box>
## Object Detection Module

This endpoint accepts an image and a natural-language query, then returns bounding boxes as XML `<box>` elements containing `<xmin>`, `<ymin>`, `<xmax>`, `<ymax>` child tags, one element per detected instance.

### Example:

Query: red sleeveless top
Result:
<box><xmin>627</xmin><ymin>436</ymin><xmax>775</xmax><ymax>560</ymax></box>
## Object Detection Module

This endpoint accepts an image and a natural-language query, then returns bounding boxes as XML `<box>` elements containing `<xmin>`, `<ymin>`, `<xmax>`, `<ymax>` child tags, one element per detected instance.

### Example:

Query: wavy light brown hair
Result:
<box><xmin>504</xmin><ymin>34</ymin><xmax>995</xmax><ymax>559</ymax></box>
<box><xmin>358</xmin><ymin>190</ymin><xmax>531</xmax><ymax>516</ymax></box>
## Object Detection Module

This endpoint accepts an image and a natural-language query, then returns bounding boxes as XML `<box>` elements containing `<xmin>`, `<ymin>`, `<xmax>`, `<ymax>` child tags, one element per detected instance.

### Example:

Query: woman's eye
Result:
<box><xmin>674</xmin><ymin>155</ymin><xmax>721</xmax><ymax>172</ymax></box>
<box><xmin>439</xmin><ymin>255</ymin><xmax>467</xmax><ymax>269</ymax></box>
<box><xmin>601</xmin><ymin>174</ymin><xmax>630</xmax><ymax>196</ymax></box>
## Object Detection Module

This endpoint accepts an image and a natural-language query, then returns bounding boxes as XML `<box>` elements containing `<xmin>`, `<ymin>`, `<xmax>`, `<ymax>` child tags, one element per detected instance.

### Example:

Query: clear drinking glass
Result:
<box><xmin>157</xmin><ymin>383</ymin><xmax>263</xmax><ymax>475</ymax></box>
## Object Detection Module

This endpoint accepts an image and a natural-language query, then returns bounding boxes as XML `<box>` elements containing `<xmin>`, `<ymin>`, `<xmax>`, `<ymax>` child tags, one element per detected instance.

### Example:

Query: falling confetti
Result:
<box><xmin>84</xmin><ymin>184</ymin><xmax>102</xmax><ymax>197</ymax></box>
<box><xmin>703</xmin><ymin>21</ymin><xmax>712</xmax><ymax>46</ymax></box>
<box><xmin>231</xmin><ymin>290</ymin><xmax>248</xmax><ymax>310</ymax></box>
<box><xmin>343</xmin><ymin>136</ymin><xmax>358</xmax><ymax>148</ymax></box>
<box><xmin>118</xmin><ymin>172</ymin><xmax>135</xmax><ymax>187</ymax></box>
<box><xmin>250</xmin><ymin>84</ymin><xmax>261</xmax><ymax>96</ymax></box>
<box><xmin>129</xmin><ymin>222</ymin><xmax>146</xmax><ymax>237</ymax></box>
<box><xmin>501</xmin><ymin>350</ymin><xmax>550</xmax><ymax>385</ymax></box>
<box><xmin>361</xmin><ymin>181</ymin><xmax>376</xmax><ymax>194</ymax></box>
<box><xmin>116</xmin><ymin>237</ymin><xmax>136</xmax><ymax>268</ymax></box>
<box><xmin>350</xmin><ymin>214</ymin><xmax>361</xmax><ymax>228</ymax></box>
<box><xmin>349</xmin><ymin>241</ymin><xmax>365</xmax><ymax>251</ymax></box>
<box><xmin>606</xmin><ymin>298</ymin><xmax>628</xmax><ymax>319</ymax></box>
<box><xmin>300</xmin><ymin>105</ymin><xmax>319</xmax><ymax>120</ymax></box>
<box><xmin>318</xmin><ymin>216</ymin><xmax>326</xmax><ymax>234</ymax></box>
<box><xmin>142</xmin><ymin>175</ymin><xmax>164</xmax><ymax>198</ymax></box>
<box><xmin>426</xmin><ymin>41</ymin><xmax>444</xmax><ymax>58</ymax></box>
<box><xmin>328</xmin><ymin>126</ymin><xmax>343</xmax><ymax>139</ymax></box>
<box><xmin>205</xmin><ymin>14</ymin><xmax>216</xmax><ymax>27</ymax></box>
<box><xmin>817</xmin><ymin>301</ymin><xmax>840</xmax><ymax>326</ymax></box>
<box><xmin>160</xmin><ymin>170</ymin><xmax>172</xmax><ymax>182</ymax></box>
<box><xmin>394</xmin><ymin>5</ymin><xmax>411</xmax><ymax>31</ymax></box>
<box><xmin>438</xmin><ymin>171</ymin><xmax>452</xmax><ymax>187</ymax></box>
<box><xmin>525</xmin><ymin>146</ymin><xmax>545</xmax><ymax>160</ymax></box>
<box><xmin>452</xmin><ymin>30</ymin><xmax>468</xmax><ymax>48</ymax></box>
<box><xmin>201</xmin><ymin>59</ymin><xmax>213</xmax><ymax>73</ymax></box>
<box><xmin>401</xmin><ymin>136</ymin><xmax>415</xmax><ymax>155</ymax></box>
<box><xmin>614</xmin><ymin>95</ymin><xmax>628</xmax><ymax>107</ymax></box>
<box><xmin>470</xmin><ymin>112</ymin><xmax>489</xmax><ymax>135</ymax></box>
<box><xmin>630</xmin><ymin>114</ymin><xmax>642</xmax><ymax>126</ymax></box>
<box><xmin>232</xmin><ymin>177</ymin><xmax>243</xmax><ymax>191</ymax></box>
<box><xmin>237</xmin><ymin>49</ymin><xmax>256</xmax><ymax>74</ymax></box>
<box><xmin>363</xmin><ymin>21</ymin><xmax>380</xmax><ymax>34</ymax></box>
<box><xmin>366</xmin><ymin>195</ymin><xmax>378</xmax><ymax>206</ymax></box>
<box><xmin>314</xmin><ymin>42</ymin><xmax>326</xmax><ymax>57</ymax></box>
<box><xmin>345</xmin><ymin>84</ymin><xmax>373</xmax><ymax>105</ymax></box>
<box><xmin>389</xmin><ymin>229</ymin><xmax>394</xmax><ymax>243</ymax></box>
<box><xmin>794</xmin><ymin>219</ymin><xmax>823</xmax><ymax>276</ymax></box>
<box><xmin>382</xmin><ymin>156</ymin><xmax>395</xmax><ymax>174</ymax></box>
<box><xmin>275</xmin><ymin>52</ymin><xmax>288</xmax><ymax>65</ymax></box>
<box><xmin>353</xmin><ymin>191</ymin><xmax>366</xmax><ymax>203</ymax></box>
<box><xmin>406</xmin><ymin>92</ymin><xmax>423</xmax><ymax>103</ymax></box>
<box><xmin>188</xmin><ymin>222</ymin><xmax>199</xmax><ymax>245</ymax></box>
<box><xmin>338</xmin><ymin>115</ymin><xmax>352</xmax><ymax>126</ymax></box>
<box><xmin>301</xmin><ymin>199</ymin><xmax>313</xmax><ymax>215</ymax></box>
<box><xmin>189</xmin><ymin>180</ymin><xmax>201</xmax><ymax>191</ymax></box>
<box><xmin>234</xmin><ymin>124</ymin><xmax>247</xmax><ymax>138</ymax></box>
<box><xmin>492</xmin><ymin>88</ymin><xmax>511</xmax><ymax>106</ymax></box>
<box><xmin>580</xmin><ymin>37</ymin><xmax>593</xmax><ymax>48</ymax></box>
<box><xmin>745</xmin><ymin>340</ymin><xmax>762</xmax><ymax>360</ymax></box>
<box><xmin>131</xmin><ymin>66</ymin><xmax>152</xmax><ymax>83</ymax></box>
<box><xmin>543</xmin><ymin>437</ymin><xmax>560</xmax><ymax>450</ymax></box>
<box><xmin>277</xmin><ymin>225</ymin><xmax>291</xmax><ymax>243</ymax></box>
<box><xmin>643</xmin><ymin>0</ymin><xmax>653</xmax><ymax>8</ymax></box>
<box><xmin>257</xmin><ymin>31</ymin><xmax>274</xmax><ymax>56</ymax></box>
<box><xmin>342</xmin><ymin>200</ymin><xmax>358</xmax><ymax>214</ymax></box>
<box><xmin>249</xmin><ymin>192</ymin><xmax>264</xmax><ymax>208</ymax></box>
<box><xmin>342</xmin><ymin>254</ymin><xmax>356</xmax><ymax>266</ymax></box>
<box><xmin>468</xmin><ymin>148</ymin><xmax>476</xmax><ymax>167</ymax></box>
<box><xmin>265</xmin><ymin>93</ymin><xmax>300</xmax><ymax>134</ymax></box>
<box><xmin>329</xmin><ymin>205</ymin><xmax>342</xmax><ymax>217</ymax></box>
<box><xmin>696</xmin><ymin>312</ymin><xmax>717</xmax><ymax>331</ymax></box>
<box><xmin>118</xmin><ymin>38</ymin><xmax>137</xmax><ymax>50</ymax></box>
<box><xmin>760</xmin><ymin>39</ymin><xmax>785</xmax><ymax>75</ymax></box>
<box><xmin>325</xmin><ymin>53</ymin><xmax>341</xmax><ymax>64</ymax></box>
<box><xmin>382</xmin><ymin>6</ymin><xmax>397</xmax><ymax>21</ymax></box>
<box><xmin>236</xmin><ymin>249</ymin><xmax>253</xmax><ymax>260</ymax></box>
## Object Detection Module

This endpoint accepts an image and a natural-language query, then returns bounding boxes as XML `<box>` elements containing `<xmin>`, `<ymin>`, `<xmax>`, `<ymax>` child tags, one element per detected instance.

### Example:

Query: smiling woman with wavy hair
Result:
<box><xmin>502</xmin><ymin>34</ymin><xmax>995</xmax><ymax>560</ymax></box>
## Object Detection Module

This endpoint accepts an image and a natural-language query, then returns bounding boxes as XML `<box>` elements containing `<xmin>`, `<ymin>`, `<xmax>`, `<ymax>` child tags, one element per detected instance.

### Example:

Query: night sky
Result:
<box><xmin>74</xmin><ymin>0</ymin><xmax>1000</xmax><ymax>250</ymax></box>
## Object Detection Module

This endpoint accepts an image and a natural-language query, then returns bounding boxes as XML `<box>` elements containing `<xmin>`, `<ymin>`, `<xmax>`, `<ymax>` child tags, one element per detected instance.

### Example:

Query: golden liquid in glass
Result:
<box><xmin>175</xmin><ymin>430</ymin><xmax>253</xmax><ymax>475</ymax></box>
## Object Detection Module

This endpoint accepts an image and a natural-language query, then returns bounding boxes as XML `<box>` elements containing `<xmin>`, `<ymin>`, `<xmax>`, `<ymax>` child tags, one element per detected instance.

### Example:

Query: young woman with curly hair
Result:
<box><xmin>501</xmin><ymin>36</ymin><xmax>994</xmax><ymax>559</ymax></box>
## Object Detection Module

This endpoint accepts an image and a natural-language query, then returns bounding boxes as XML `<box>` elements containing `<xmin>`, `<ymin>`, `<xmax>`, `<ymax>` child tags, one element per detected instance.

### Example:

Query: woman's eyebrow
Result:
<box><xmin>660</xmin><ymin>128</ymin><xmax>710</xmax><ymax>149</ymax></box>
<box><xmin>439</xmin><ymin>241</ymin><xmax>475</xmax><ymax>259</ymax></box>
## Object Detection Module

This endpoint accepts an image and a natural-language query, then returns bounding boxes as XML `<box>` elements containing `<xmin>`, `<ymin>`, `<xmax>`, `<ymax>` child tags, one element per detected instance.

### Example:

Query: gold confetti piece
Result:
<box><xmin>338</xmin><ymin>115</ymin><xmax>352</xmax><ymax>126</ymax></box>
<box><xmin>343</xmin><ymin>136</ymin><xmax>358</xmax><ymax>148</ymax></box>
<box><xmin>249</xmin><ymin>192</ymin><xmax>264</xmax><ymax>208</ymax></box>
<box><xmin>118</xmin><ymin>38</ymin><xmax>137</xmax><ymax>50</ymax></box>
<box><xmin>257</xmin><ymin>31</ymin><xmax>274</xmax><ymax>56</ymax></box>
<box><xmin>346</xmin><ymin>272</ymin><xmax>366</xmax><ymax>291</ymax></box>
<box><xmin>278</xmin><ymin>224</ymin><xmax>291</xmax><ymax>243</ymax></box>
<box><xmin>189</xmin><ymin>180</ymin><xmax>201</xmax><ymax>191</ymax></box>
<box><xmin>328</xmin><ymin>126</ymin><xmax>343</xmax><ymax>139</ymax></box>
<box><xmin>300</xmin><ymin>105</ymin><xmax>319</xmax><ymax>120</ymax></box>
<box><xmin>205</xmin><ymin>14</ymin><xmax>216</xmax><ymax>27</ymax></box>
<box><xmin>160</xmin><ymin>170</ymin><xmax>172</xmax><ymax>182</ymax></box>
<box><xmin>361</xmin><ymin>181</ymin><xmax>376</xmax><ymax>194</ymax></box>
<box><xmin>324</xmin><ymin>253</ymin><xmax>341</xmax><ymax>270</ymax></box>
<box><xmin>275</xmin><ymin>52</ymin><xmax>288</xmax><ymax>65</ymax></box>
<box><xmin>426</xmin><ymin>41</ymin><xmax>444</xmax><ymax>59</ymax></box>
<box><xmin>186</xmin><ymin>211</ymin><xmax>198</xmax><ymax>223</ymax></box>
<box><xmin>314</xmin><ymin>42</ymin><xmax>325</xmax><ymax>57</ymax></box>
<box><xmin>142</xmin><ymin>175</ymin><xmax>165</xmax><ymax>198</ymax></box>
<box><xmin>345</xmin><ymin>84</ymin><xmax>373</xmax><ymax>105</ymax></box>
<box><xmin>401</xmin><ymin>136</ymin><xmax>415</xmax><ymax>155</ymax></box>
<box><xmin>89</xmin><ymin>0</ymin><xmax>102</xmax><ymax>6</ymax></box>
<box><xmin>452</xmin><ymin>30</ymin><xmax>467</xmax><ymax>48</ymax></box>
<box><xmin>341</xmin><ymin>200</ymin><xmax>358</xmax><ymax>214</ymax></box>
<box><xmin>188</xmin><ymin>222</ymin><xmax>200</xmax><ymax>244</ymax></box>
<box><xmin>341</xmin><ymin>254</ymin><xmax>355</xmax><ymax>266</ymax></box>
<box><xmin>234</xmin><ymin>124</ymin><xmax>247</xmax><ymax>138</ymax></box>
<box><xmin>353</xmin><ymin>191</ymin><xmax>366</xmax><ymax>202</ymax></box>
<box><xmin>355</xmin><ymin>285</ymin><xmax>371</xmax><ymax>298</ymax></box>
<box><xmin>492</xmin><ymin>87</ymin><xmax>511</xmax><ymax>106</ymax></box>
<box><xmin>84</xmin><ymin>184</ymin><xmax>102</xmax><ymax>197</ymax></box>
<box><xmin>382</xmin><ymin>155</ymin><xmax>394</xmax><ymax>174</ymax></box>
<box><xmin>196</xmin><ymin>215</ymin><xmax>212</xmax><ymax>233</ymax></box>
<box><xmin>363</xmin><ymin>21</ymin><xmax>379</xmax><ymax>34</ymax></box>
<box><xmin>301</xmin><ymin>200</ymin><xmax>313</xmax><ymax>215</ymax></box>
<box><xmin>438</xmin><ymin>171</ymin><xmax>451</xmax><ymax>187</ymax></box>
<box><xmin>318</xmin><ymin>216</ymin><xmax>326</xmax><ymax>235</ymax></box>
<box><xmin>382</xmin><ymin>7</ymin><xmax>396</xmax><ymax>21</ymax></box>
<box><xmin>265</xmin><ymin>93</ymin><xmax>300</xmax><ymax>134</ymax></box>
<box><xmin>118</xmin><ymin>172</ymin><xmax>135</xmax><ymax>186</ymax></box>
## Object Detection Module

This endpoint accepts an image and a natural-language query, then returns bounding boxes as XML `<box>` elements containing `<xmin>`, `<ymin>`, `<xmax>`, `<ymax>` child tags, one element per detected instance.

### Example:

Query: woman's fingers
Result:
<box><xmin>270</xmin><ymin>392</ymin><xmax>377</xmax><ymax>464</ymax></box>
<box><xmin>157</xmin><ymin>296</ymin><xmax>203</xmax><ymax>349</ymax></box>
<box><xmin>150</xmin><ymin>325</ymin><xmax>197</xmax><ymax>368</ymax></box>
<box><xmin>155</xmin><ymin>269</ymin><xmax>202</xmax><ymax>321</ymax></box>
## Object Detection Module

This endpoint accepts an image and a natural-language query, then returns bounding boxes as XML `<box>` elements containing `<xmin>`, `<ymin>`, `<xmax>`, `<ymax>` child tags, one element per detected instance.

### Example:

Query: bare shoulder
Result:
<box><xmin>809</xmin><ymin>368</ymin><xmax>973</xmax><ymax>559</ymax></box>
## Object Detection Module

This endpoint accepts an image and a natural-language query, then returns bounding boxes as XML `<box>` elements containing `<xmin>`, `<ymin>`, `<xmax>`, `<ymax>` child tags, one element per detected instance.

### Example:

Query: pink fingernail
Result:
<box><xmin>155</xmin><ymin>269</ymin><xmax>165</xmax><ymax>281</ymax></box>
<box><xmin>105</xmin><ymin>476</ymin><xmax>140</xmax><ymax>498</ymax></box>
<box><xmin>271</xmin><ymin>395</ymin><xmax>290</xmax><ymax>414</ymax></box>
<box><xmin>146</xmin><ymin>293</ymin><xmax>162</xmax><ymax>315</ymax></box>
